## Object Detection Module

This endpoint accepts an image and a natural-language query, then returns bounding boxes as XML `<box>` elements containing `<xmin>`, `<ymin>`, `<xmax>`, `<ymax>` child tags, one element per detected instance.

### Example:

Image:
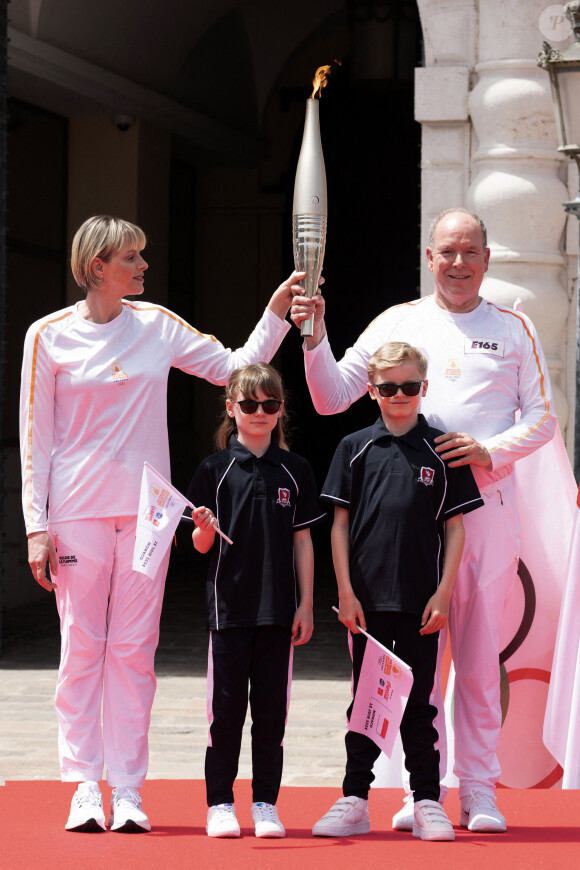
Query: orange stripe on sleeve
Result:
<box><xmin>25</xmin><ymin>312</ymin><xmax>72</xmax><ymax>527</ymax></box>
<box><xmin>122</xmin><ymin>301</ymin><xmax>218</xmax><ymax>342</ymax></box>
<box><xmin>487</xmin><ymin>304</ymin><xmax>552</xmax><ymax>452</ymax></box>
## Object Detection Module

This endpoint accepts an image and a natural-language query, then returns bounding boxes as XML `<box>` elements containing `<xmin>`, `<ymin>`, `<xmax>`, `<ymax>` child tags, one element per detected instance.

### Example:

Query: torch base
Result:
<box><xmin>300</xmin><ymin>317</ymin><xmax>314</xmax><ymax>337</ymax></box>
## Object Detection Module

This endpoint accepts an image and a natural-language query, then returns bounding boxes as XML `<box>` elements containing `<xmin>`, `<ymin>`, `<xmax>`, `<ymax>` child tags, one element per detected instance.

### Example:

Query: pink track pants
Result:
<box><xmin>49</xmin><ymin>516</ymin><xmax>169</xmax><ymax>787</ymax></box>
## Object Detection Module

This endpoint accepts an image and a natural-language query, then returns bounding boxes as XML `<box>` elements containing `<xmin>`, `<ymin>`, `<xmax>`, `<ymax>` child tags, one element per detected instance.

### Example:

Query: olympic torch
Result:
<box><xmin>293</xmin><ymin>66</ymin><xmax>330</xmax><ymax>336</ymax></box>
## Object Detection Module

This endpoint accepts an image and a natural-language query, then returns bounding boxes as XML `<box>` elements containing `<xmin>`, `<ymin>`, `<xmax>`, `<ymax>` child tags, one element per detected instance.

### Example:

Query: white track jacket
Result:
<box><xmin>304</xmin><ymin>295</ymin><xmax>556</xmax><ymax>488</ymax></box>
<box><xmin>21</xmin><ymin>301</ymin><xmax>290</xmax><ymax>533</ymax></box>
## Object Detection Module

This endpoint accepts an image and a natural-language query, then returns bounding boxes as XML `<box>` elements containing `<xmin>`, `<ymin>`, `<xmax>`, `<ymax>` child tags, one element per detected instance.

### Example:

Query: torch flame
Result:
<box><xmin>310</xmin><ymin>64</ymin><xmax>332</xmax><ymax>99</ymax></box>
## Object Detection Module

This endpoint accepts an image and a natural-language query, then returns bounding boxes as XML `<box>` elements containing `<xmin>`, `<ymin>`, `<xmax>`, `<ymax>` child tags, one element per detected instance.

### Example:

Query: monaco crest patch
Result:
<box><xmin>418</xmin><ymin>467</ymin><xmax>435</xmax><ymax>486</ymax></box>
<box><xmin>276</xmin><ymin>487</ymin><xmax>291</xmax><ymax>507</ymax></box>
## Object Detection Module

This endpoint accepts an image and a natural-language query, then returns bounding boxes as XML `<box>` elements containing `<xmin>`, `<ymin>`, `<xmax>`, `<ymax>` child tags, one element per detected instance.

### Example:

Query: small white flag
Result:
<box><xmin>133</xmin><ymin>462</ymin><xmax>193</xmax><ymax>579</ymax></box>
<box><xmin>333</xmin><ymin>608</ymin><xmax>414</xmax><ymax>757</ymax></box>
<box><xmin>350</xmin><ymin>631</ymin><xmax>413</xmax><ymax>757</ymax></box>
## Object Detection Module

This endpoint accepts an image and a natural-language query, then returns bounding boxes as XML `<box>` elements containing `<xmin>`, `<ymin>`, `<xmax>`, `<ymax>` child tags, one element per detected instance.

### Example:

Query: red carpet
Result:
<box><xmin>1</xmin><ymin>781</ymin><xmax>578</xmax><ymax>869</ymax></box>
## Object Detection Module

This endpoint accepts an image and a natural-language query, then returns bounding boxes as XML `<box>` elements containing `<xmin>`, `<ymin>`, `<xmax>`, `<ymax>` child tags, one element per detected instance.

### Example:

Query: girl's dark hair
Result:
<box><xmin>215</xmin><ymin>362</ymin><xmax>290</xmax><ymax>451</ymax></box>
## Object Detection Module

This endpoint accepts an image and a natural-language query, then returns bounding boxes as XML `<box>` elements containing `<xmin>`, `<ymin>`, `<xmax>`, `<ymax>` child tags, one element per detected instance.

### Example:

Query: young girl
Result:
<box><xmin>187</xmin><ymin>363</ymin><xmax>325</xmax><ymax>839</ymax></box>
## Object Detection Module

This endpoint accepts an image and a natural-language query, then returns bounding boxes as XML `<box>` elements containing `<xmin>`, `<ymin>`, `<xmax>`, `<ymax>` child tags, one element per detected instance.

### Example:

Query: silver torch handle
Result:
<box><xmin>292</xmin><ymin>98</ymin><xmax>327</xmax><ymax>337</ymax></box>
<box><xmin>293</xmin><ymin>214</ymin><xmax>327</xmax><ymax>337</ymax></box>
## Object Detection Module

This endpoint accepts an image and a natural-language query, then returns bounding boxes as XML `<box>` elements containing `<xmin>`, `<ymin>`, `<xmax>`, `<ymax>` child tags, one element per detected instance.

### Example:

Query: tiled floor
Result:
<box><xmin>1</xmin><ymin>540</ymin><xmax>353</xmax><ymax>787</ymax></box>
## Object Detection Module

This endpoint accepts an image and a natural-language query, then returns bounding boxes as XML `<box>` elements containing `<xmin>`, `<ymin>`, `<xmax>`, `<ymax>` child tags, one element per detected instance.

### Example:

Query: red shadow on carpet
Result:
<box><xmin>1</xmin><ymin>781</ymin><xmax>579</xmax><ymax>870</ymax></box>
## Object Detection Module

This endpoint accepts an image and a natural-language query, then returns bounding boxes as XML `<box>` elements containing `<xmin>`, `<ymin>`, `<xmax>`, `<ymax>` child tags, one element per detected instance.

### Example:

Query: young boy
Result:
<box><xmin>313</xmin><ymin>342</ymin><xmax>483</xmax><ymax>841</ymax></box>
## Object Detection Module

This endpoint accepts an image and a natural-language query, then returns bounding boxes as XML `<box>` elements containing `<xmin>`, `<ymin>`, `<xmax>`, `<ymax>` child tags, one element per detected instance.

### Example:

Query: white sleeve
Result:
<box><xmin>20</xmin><ymin>327</ymin><xmax>55</xmax><ymax>534</ymax></box>
<box><xmin>171</xmin><ymin>307</ymin><xmax>290</xmax><ymax>383</ymax></box>
<box><xmin>303</xmin><ymin>310</ymin><xmax>397</xmax><ymax>414</ymax></box>
<box><xmin>483</xmin><ymin>315</ymin><xmax>556</xmax><ymax>469</ymax></box>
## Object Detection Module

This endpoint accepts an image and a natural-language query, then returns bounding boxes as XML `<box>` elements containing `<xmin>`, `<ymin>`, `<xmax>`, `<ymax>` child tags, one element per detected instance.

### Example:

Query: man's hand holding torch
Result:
<box><xmin>290</xmin><ymin>287</ymin><xmax>327</xmax><ymax>349</ymax></box>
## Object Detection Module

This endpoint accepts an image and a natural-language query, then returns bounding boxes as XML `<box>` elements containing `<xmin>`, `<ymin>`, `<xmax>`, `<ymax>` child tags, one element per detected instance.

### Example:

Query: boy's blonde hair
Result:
<box><xmin>367</xmin><ymin>342</ymin><xmax>428</xmax><ymax>380</ymax></box>
<box><xmin>71</xmin><ymin>215</ymin><xmax>147</xmax><ymax>291</ymax></box>
<box><xmin>215</xmin><ymin>363</ymin><xmax>290</xmax><ymax>451</ymax></box>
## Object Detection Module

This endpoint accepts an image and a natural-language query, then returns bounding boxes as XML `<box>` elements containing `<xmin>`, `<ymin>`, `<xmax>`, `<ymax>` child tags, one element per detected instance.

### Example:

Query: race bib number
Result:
<box><xmin>464</xmin><ymin>337</ymin><xmax>504</xmax><ymax>357</ymax></box>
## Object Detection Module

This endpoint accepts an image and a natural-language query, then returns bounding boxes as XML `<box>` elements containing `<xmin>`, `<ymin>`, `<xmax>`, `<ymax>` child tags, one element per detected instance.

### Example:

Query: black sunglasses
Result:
<box><xmin>373</xmin><ymin>381</ymin><xmax>424</xmax><ymax>398</ymax></box>
<box><xmin>237</xmin><ymin>399</ymin><xmax>282</xmax><ymax>415</ymax></box>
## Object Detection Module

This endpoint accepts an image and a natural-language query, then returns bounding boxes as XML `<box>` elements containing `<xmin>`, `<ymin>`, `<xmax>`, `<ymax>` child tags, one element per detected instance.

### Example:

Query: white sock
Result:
<box><xmin>77</xmin><ymin>780</ymin><xmax>100</xmax><ymax>793</ymax></box>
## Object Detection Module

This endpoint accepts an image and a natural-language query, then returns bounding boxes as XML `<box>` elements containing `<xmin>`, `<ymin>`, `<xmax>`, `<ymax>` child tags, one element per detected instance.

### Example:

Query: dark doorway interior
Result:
<box><xmin>165</xmin><ymin>4</ymin><xmax>422</xmax><ymax>611</ymax></box>
<box><xmin>279</xmin><ymin>57</ymin><xmax>421</xmax><ymax>488</ymax></box>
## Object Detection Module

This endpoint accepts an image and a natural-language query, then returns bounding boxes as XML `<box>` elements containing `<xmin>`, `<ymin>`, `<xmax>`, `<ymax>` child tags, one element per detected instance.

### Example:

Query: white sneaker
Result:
<box><xmin>312</xmin><ymin>796</ymin><xmax>370</xmax><ymax>837</ymax></box>
<box><xmin>65</xmin><ymin>781</ymin><xmax>106</xmax><ymax>833</ymax></box>
<box><xmin>460</xmin><ymin>789</ymin><xmax>506</xmax><ymax>833</ymax></box>
<box><xmin>413</xmin><ymin>799</ymin><xmax>455</xmax><ymax>841</ymax></box>
<box><xmin>108</xmin><ymin>786</ymin><xmax>151</xmax><ymax>833</ymax></box>
<box><xmin>392</xmin><ymin>793</ymin><xmax>414</xmax><ymax>831</ymax></box>
<box><xmin>251</xmin><ymin>802</ymin><xmax>286</xmax><ymax>838</ymax></box>
<box><xmin>206</xmin><ymin>803</ymin><xmax>241</xmax><ymax>838</ymax></box>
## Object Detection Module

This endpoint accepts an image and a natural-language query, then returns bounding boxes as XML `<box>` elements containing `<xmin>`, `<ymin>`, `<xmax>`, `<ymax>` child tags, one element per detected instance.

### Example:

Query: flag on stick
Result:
<box><xmin>333</xmin><ymin>608</ymin><xmax>413</xmax><ymax>757</ymax></box>
<box><xmin>133</xmin><ymin>462</ymin><xmax>194</xmax><ymax>578</ymax></box>
<box><xmin>133</xmin><ymin>462</ymin><xmax>233</xmax><ymax>579</ymax></box>
<box><xmin>543</xmin><ymin>481</ymin><xmax>580</xmax><ymax>787</ymax></box>
<box><xmin>497</xmin><ymin>426</ymin><xmax>576</xmax><ymax>788</ymax></box>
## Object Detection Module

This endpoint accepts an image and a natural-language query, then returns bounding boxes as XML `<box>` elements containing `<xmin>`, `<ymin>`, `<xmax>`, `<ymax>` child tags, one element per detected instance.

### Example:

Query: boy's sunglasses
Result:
<box><xmin>237</xmin><ymin>399</ymin><xmax>282</xmax><ymax>415</ymax></box>
<box><xmin>373</xmin><ymin>381</ymin><xmax>424</xmax><ymax>398</ymax></box>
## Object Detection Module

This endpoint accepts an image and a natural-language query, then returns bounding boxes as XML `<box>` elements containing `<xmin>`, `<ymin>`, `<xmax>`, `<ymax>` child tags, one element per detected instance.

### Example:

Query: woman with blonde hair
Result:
<box><xmin>20</xmin><ymin>215</ymin><xmax>302</xmax><ymax>834</ymax></box>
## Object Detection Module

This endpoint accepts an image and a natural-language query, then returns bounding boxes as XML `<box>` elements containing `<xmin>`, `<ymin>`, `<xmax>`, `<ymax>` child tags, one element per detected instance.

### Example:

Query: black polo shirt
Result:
<box><xmin>321</xmin><ymin>414</ymin><xmax>483</xmax><ymax>615</ymax></box>
<box><xmin>187</xmin><ymin>436</ymin><xmax>326</xmax><ymax>631</ymax></box>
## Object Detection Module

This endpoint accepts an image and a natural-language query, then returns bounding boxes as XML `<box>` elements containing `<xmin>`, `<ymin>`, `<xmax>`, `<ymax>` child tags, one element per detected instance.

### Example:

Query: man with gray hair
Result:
<box><xmin>291</xmin><ymin>208</ymin><xmax>556</xmax><ymax>834</ymax></box>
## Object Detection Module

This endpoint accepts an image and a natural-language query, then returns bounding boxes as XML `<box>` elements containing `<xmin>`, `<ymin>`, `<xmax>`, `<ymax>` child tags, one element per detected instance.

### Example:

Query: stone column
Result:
<box><xmin>415</xmin><ymin>0</ymin><xmax>571</xmax><ymax>437</ymax></box>
<box><xmin>466</xmin><ymin>1</ymin><xmax>570</xmax><ymax>431</ymax></box>
<box><xmin>415</xmin><ymin>0</ymin><xmax>477</xmax><ymax>293</ymax></box>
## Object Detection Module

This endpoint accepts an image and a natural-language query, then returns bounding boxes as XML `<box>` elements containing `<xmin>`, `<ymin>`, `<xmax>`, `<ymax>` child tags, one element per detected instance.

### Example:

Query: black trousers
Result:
<box><xmin>205</xmin><ymin>625</ymin><xmax>293</xmax><ymax>806</ymax></box>
<box><xmin>343</xmin><ymin>611</ymin><xmax>440</xmax><ymax>803</ymax></box>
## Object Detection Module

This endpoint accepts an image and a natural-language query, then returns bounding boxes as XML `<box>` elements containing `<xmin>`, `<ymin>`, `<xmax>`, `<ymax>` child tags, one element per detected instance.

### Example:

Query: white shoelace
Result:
<box><xmin>74</xmin><ymin>789</ymin><xmax>102</xmax><ymax>808</ymax></box>
<box><xmin>469</xmin><ymin>790</ymin><xmax>497</xmax><ymax>809</ymax></box>
<box><xmin>113</xmin><ymin>787</ymin><xmax>141</xmax><ymax>809</ymax></box>
<box><xmin>254</xmin><ymin>803</ymin><xmax>278</xmax><ymax>820</ymax></box>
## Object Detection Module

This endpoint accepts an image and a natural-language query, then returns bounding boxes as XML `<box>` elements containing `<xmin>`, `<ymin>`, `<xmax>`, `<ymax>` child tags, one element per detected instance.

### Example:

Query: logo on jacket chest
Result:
<box><xmin>417</xmin><ymin>467</ymin><xmax>435</xmax><ymax>486</ymax></box>
<box><xmin>112</xmin><ymin>361</ymin><xmax>129</xmax><ymax>384</ymax></box>
<box><xmin>276</xmin><ymin>487</ymin><xmax>291</xmax><ymax>507</ymax></box>
<box><xmin>444</xmin><ymin>357</ymin><xmax>462</xmax><ymax>382</ymax></box>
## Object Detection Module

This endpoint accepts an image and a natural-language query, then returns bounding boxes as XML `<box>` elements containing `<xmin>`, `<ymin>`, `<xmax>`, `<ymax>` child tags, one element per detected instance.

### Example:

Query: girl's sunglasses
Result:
<box><xmin>236</xmin><ymin>399</ymin><xmax>282</xmax><ymax>415</ymax></box>
<box><xmin>373</xmin><ymin>381</ymin><xmax>424</xmax><ymax>398</ymax></box>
